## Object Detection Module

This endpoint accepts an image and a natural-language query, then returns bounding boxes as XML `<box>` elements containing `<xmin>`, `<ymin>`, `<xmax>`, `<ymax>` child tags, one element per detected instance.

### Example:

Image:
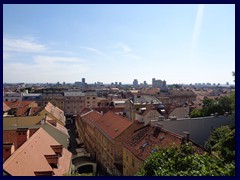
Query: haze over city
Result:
<box><xmin>3</xmin><ymin>4</ymin><xmax>235</xmax><ymax>84</ymax></box>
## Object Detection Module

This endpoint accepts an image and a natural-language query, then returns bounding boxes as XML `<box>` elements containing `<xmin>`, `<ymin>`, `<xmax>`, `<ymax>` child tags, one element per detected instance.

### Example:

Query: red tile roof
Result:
<box><xmin>141</xmin><ymin>105</ymin><xmax>159</xmax><ymax>117</ymax></box>
<box><xmin>4</xmin><ymin>101</ymin><xmax>37</xmax><ymax>109</ymax></box>
<box><xmin>3</xmin><ymin>102</ymin><xmax>11</xmax><ymax>112</ymax></box>
<box><xmin>81</xmin><ymin>110</ymin><xmax>102</xmax><ymax>127</ymax></box>
<box><xmin>123</xmin><ymin>125</ymin><xmax>204</xmax><ymax>161</ymax></box>
<box><xmin>44</xmin><ymin>102</ymin><xmax>65</xmax><ymax>125</ymax></box>
<box><xmin>95</xmin><ymin>111</ymin><xmax>134</xmax><ymax>140</ymax></box>
<box><xmin>3</xmin><ymin>128</ymin><xmax>72</xmax><ymax>176</ymax></box>
<box><xmin>16</xmin><ymin>107</ymin><xmax>30</xmax><ymax>116</ymax></box>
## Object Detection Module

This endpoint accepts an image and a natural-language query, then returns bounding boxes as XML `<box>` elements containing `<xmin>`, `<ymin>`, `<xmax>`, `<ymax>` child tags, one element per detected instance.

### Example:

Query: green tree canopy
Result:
<box><xmin>137</xmin><ymin>143</ymin><xmax>235</xmax><ymax>176</ymax></box>
<box><xmin>190</xmin><ymin>109</ymin><xmax>203</xmax><ymax>118</ymax></box>
<box><xmin>205</xmin><ymin>125</ymin><xmax>235</xmax><ymax>163</ymax></box>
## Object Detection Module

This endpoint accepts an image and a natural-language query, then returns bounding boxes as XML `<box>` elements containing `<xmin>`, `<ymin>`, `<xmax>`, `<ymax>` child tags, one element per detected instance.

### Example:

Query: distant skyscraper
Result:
<box><xmin>133</xmin><ymin>79</ymin><xmax>138</xmax><ymax>88</ymax></box>
<box><xmin>82</xmin><ymin>78</ymin><xmax>85</xmax><ymax>84</ymax></box>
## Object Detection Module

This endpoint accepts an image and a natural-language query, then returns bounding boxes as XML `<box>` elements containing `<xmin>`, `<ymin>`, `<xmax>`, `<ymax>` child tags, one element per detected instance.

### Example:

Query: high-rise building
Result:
<box><xmin>82</xmin><ymin>78</ymin><xmax>86</xmax><ymax>84</ymax></box>
<box><xmin>152</xmin><ymin>78</ymin><xmax>166</xmax><ymax>88</ymax></box>
<box><xmin>133</xmin><ymin>79</ymin><xmax>138</xmax><ymax>88</ymax></box>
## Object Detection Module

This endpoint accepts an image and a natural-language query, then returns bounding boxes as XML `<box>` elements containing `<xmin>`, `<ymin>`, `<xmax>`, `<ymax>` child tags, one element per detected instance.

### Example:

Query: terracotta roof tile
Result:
<box><xmin>3</xmin><ymin>102</ymin><xmax>11</xmax><ymax>112</ymax></box>
<box><xmin>95</xmin><ymin>111</ymin><xmax>134</xmax><ymax>140</ymax></box>
<box><xmin>3</xmin><ymin>128</ymin><xmax>72</xmax><ymax>176</ymax></box>
<box><xmin>44</xmin><ymin>102</ymin><xmax>65</xmax><ymax>125</ymax></box>
<box><xmin>123</xmin><ymin>125</ymin><xmax>204</xmax><ymax>161</ymax></box>
<box><xmin>4</xmin><ymin>101</ymin><xmax>37</xmax><ymax>109</ymax></box>
<box><xmin>81</xmin><ymin>110</ymin><xmax>102</xmax><ymax>127</ymax></box>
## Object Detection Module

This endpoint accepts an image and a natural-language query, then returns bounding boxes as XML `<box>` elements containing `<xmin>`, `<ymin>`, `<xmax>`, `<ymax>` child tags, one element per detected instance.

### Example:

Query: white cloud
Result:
<box><xmin>80</xmin><ymin>46</ymin><xmax>106</xmax><ymax>56</ymax></box>
<box><xmin>33</xmin><ymin>55</ymin><xmax>84</xmax><ymax>63</ymax></box>
<box><xmin>3</xmin><ymin>37</ymin><xmax>48</xmax><ymax>53</ymax></box>
<box><xmin>3</xmin><ymin>55</ymin><xmax>88</xmax><ymax>83</ymax></box>
<box><xmin>116</xmin><ymin>42</ymin><xmax>132</xmax><ymax>53</ymax></box>
<box><xmin>189</xmin><ymin>4</ymin><xmax>205</xmax><ymax>60</ymax></box>
<box><xmin>3</xmin><ymin>52</ymin><xmax>11</xmax><ymax>60</ymax></box>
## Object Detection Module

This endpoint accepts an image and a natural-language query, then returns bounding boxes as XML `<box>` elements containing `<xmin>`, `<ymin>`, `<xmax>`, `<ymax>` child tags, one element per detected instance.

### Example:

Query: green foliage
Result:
<box><xmin>205</xmin><ymin>125</ymin><xmax>235</xmax><ymax>163</ymax></box>
<box><xmin>137</xmin><ymin>143</ymin><xmax>235</xmax><ymax>176</ymax></box>
<box><xmin>201</xmin><ymin>96</ymin><xmax>233</xmax><ymax>116</ymax></box>
<box><xmin>190</xmin><ymin>109</ymin><xmax>203</xmax><ymax>118</ymax></box>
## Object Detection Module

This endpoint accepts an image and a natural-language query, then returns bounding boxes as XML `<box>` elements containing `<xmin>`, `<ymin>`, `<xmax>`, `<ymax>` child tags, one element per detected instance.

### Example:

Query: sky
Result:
<box><xmin>3</xmin><ymin>4</ymin><xmax>235</xmax><ymax>85</ymax></box>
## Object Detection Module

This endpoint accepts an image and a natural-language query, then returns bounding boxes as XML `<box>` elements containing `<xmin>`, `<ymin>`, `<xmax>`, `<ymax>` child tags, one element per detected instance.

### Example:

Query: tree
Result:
<box><xmin>205</xmin><ymin>125</ymin><xmax>235</xmax><ymax>163</ymax></box>
<box><xmin>137</xmin><ymin>143</ymin><xmax>235</xmax><ymax>176</ymax></box>
<box><xmin>190</xmin><ymin>109</ymin><xmax>203</xmax><ymax>118</ymax></box>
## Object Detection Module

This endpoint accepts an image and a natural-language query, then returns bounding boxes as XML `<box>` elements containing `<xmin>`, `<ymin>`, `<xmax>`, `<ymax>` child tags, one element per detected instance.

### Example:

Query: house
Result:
<box><xmin>135</xmin><ymin>105</ymin><xmax>162</xmax><ymax>125</ymax></box>
<box><xmin>85</xmin><ymin>92</ymin><xmax>98</xmax><ymax>109</ymax></box>
<box><xmin>3</xmin><ymin>128</ymin><xmax>72</xmax><ymax>176</ymax></box>
<box><xmin>3</xmin><ymin>102</ymin><xmax>66</xmax><ymax>129</ymax></box>
<box><xmin>3</xmin><ymin>117</ymin><xmax>70</xmax><ymax>161</ymax></box>
<box><xmin>125</xmin><ymin>95</ymin><xmax>163</xmax><ymax>120</ymax></box>
<box><xmin>94</xmin><ymin>111</ymin><xmax>141</xmax><ymax>175</ymax></box>
<box><xmin>76</xmin><ymin>110</ymin><xmax>102</xmax><ymax>158</ymax></box>
<box><xmin>168</xmin><ymin>106</ymin><xmax>190</xmax><ymax>119</ymax></box>
<box><xmin>4</xmin><ymin>101</ymin><xmax>38</xmax><ymax>109</ymax></box>
<box><xmin>64</xmin><ymin>91</ymin><xmax>85</xmax><ymax>115</ymax></box>
<box><xmin>122</xmin><ymin>124</ymin><xmax>205</xmax><ymax>176</ymax></box>
<box><xmin>3</xmin><ymin>92</ymin><xmax>22</xmax><ymax>102</ymax></box>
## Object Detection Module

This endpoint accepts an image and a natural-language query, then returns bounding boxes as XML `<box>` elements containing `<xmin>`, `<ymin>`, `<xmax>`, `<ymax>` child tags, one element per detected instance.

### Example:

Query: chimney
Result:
<box><xmin>183</xmin><ymin>131</ymin><xmax>190</xmax><ymax>142</ymax></box>
<box><xmin>153</xmin><ymin>123</ymin><xmax>163</xmax><ymax>138</ymax></box>
<box><xmin>16</xmin><ymin>128</ymin><xmax>29</xmax><ymax>148</ymax></box>
<box><xmin>3</xmin><ymin>143</ymin><xmax>15</xmax><ymax>161</ymax></box>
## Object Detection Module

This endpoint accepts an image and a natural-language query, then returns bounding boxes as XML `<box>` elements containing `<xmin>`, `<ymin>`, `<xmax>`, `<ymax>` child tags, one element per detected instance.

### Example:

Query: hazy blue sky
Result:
<box><xmin>3</xmin><ymin>4</ymin><xmax>235</xmax><ymax>84</ymax></box>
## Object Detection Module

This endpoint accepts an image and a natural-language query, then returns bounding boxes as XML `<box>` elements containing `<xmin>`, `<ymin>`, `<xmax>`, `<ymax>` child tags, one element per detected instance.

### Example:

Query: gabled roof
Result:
<box><xmin>3</xmin><ymin>128</ymin><xmax>72</xmax><ymax>176</ymax></box>
<box><xmin>95</xmin><ymin>111</ymin><xmax>134</xmax><ymax>140</ymax></box>
<box><xmin>123</xmin><ymin>125</ymin><xmax>204</xmax><ymax>161</ymax></box>
<box><xmin>44</xmin><ymin>102</ymin><xmax>65</xmax><ymax>124</ymax></box>
<box><xmin>4</xmin><ymin>101</ymin><xmax>36</xmax><ymax>109</ymax></box>
<box><xmin>141</xmin><ymin>105</ymin><xmax>160</xmax><ymax>117</ymax></box>
<box><xmin>3</xmin><ymin>102</ymin><xmax>11</xmax><ymax>112</ymax></box>
<box><xmin>81</xmin><ymin>110</ymin><xmax>102</xmax><ymax>127</ymax></box>
<box><xmin>169</xmin><ymin>106</ymin><xmax>190</xmax><ymax>119</ymax></box>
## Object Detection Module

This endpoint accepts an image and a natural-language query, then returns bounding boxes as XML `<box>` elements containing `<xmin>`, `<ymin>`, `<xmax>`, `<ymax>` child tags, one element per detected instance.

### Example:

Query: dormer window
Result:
<box><xmin>51</xmin><ymin>145</ymin><xmax>63</xmax><ymax>157</ymax></box>
<box><xmin>45</xmin><ymin>155</ymin><xmax>59</xmax><ymax>168</ymax></box>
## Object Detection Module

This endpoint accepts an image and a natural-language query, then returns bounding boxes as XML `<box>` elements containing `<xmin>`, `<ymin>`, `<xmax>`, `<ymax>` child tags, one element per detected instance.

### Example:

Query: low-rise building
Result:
<box><xmin>94</xmin><ymin>111</ymin><xmax>141</xmax><ymax>175</ymax></box>
<box><xmin>3</xmin><ymin>92</ymin><xmax>22</xmax><ymax>102</ymax></box>
<box><xmin>64</xmin><ymin>92</ymin><xmax>85</xmax><ymax>115</ymax></box>
<box><xmin>3</xmin><ymin>128</ymin><xmax>72</xmax><ymax>176</ymax></box>
<box><xmin>122</xmin><ymin>124</ymin><xmax>204</xmax><ymax>176</ymax></box>
<box><xmin>85</xmin><ymin>92</ymin><xmax>97</xmax><ymax>109</ymax></box>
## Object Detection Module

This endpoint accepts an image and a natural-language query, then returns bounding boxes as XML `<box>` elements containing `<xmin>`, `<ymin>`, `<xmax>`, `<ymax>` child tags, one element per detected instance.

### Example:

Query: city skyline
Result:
<box><xmin>3</xmin><ymin>4</ymin><xmax>235</xmax><ymax>84</ymax></box>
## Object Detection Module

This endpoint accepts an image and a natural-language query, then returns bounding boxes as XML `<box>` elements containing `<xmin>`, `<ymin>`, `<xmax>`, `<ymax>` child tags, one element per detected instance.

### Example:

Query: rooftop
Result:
<box><xmin>95</xmin><ymin>111</ymin><xmax>134</xmax><ymax>140</ymax></box>
<box><xmin>123</xmin><ymin>124</ymin><xmax>204</xmax><ymax>161</ymax></box>
<box><xmin>3</xmin><ymin>128</ymin><xmax>72</xmax><ymax>176</ymax></box>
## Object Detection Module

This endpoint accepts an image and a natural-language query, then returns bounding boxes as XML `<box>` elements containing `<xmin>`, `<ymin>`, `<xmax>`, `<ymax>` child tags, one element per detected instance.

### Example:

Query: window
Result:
<box><xmin>126</xmin><ymin>152</ymin><xmax>128</xmax><ymax>162</ymax></box>
<box><xmin>18</xmin><ymin>132</ymin><xmax>21</xmax><ymax>135</ymax></box>
<box><xmin>132</xmin><ymin>158</ymin><xmax>135</xmax><ymax>167</ymax></box>
<box><xmin>87</xmin><ymin>97</ymin><xmax>90</xmax><ymax>100</ymax></box>
<box><xmin>93</xmin><ymin>97</ymin><xmax>96</xmax><ymax>99</ymax></box>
